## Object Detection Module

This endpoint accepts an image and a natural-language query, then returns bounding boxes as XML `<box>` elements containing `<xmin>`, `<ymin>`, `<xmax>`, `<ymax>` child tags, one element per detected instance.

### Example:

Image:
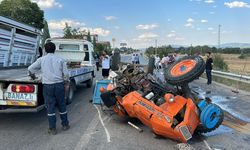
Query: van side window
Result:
<box><xmin>84</xmin><ymin>51</ymin><xmax>89</xmax><ymax>61</ymax></box>
<box><xmin>84</xmin><ymin>44</ymin><xmax>88</xmax><ymax>51</ymax></box>
<box><xmin>59</xmin><ymin>44</ymin><xmax>80</xmax><ymax>51</ymax></box>
<box><xmin>83</xmin><ymin>44</ymin><xmax>89</xmax><ymax>61</ymax></box>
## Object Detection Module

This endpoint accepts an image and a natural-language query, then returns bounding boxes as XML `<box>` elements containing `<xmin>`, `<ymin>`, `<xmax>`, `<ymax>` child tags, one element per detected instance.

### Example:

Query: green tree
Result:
<box><xmin>95</xmin><ymin>43</ymin><xmax>105</xmax><ymax>55</ymax></box>
<box><xmin>0</xmin><ymin>0</ymin><xmax>44</xmax><ymax>29</ymax></box>
<box><xmin>41</xmin><ymin>20</ymin><xmax>50</xmax><ymax>47</ymax></box>
<box><xmin>93</xmin><ymin>35</ymin><xmax>97</xmax><ymax>48</ymax></box>
<box><xmin>63</xmin><ymin>23</ymin><xmax>89</xmax><ymax>39</ymax></box>
<box><xmin>63</xmin><ymin>23</ymin><xmax>72</xmax><ymax>38</ymax></box>
<box><xmin>87</xmin><ymin>31</ymin><xmax>92</xmax><ymax>42</ymax></box>
<box><xmin>213</xmin><ymin>54</ymin><xmax>228</xmax><ymax>71</ymax></box>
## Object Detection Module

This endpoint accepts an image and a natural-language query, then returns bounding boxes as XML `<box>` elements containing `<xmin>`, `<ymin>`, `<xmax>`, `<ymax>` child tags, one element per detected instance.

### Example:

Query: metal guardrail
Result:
<box><xmin>212</xmin><ymin>70</ymin><xmax>250</xmax><ymax>84</ymax></box>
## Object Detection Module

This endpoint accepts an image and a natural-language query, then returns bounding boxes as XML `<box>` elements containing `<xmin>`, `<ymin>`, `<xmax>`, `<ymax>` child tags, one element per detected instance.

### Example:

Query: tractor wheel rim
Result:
<box><xmin>170</xmin><ymin>59</ymin><xmax>197</xmax><ymax>77</ymax></box>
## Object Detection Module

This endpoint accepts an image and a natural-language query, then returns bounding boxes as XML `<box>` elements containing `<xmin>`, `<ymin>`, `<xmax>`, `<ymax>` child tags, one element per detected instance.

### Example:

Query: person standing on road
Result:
<box><xmin>135</xmin><ymin>53</ymin><xmax>140</xmax><ymax>64</ymax></box>
<box><xmin>94</xmin><ymin>53</ymin><xmax>100</xmax><ymax>71</ymax></box>
<box><xmin>155</xmin><ymin>55</ymin><xmax>160</xmax><ymax>71</ymax></box>
<box><xmin>110</xmin><ymin>49</ymin><xmax>121</xmax><ymax>71</ymax></box>
<box><xmin>131</xmin><ymin>53</ymin><xmax>136</xmax><ymax>64</ymax></box>
<box><xmin>28</xmin><ymin>42</ymin><xmax>70</xmax><ymax>135</ymax></box>
<box><xmin>205</xmin><ymin>52</ymin><xmax>213</xmax><ymax>85</ymax></box>
<box><xmin>160</xmin><ymin>54</ymin><xmax>170</xmax><ymax>68</ymax></box>
<box><xmin>101</xmin><ymin>51</ymin><xmax>110</xmax><ymax>79</ymax></box>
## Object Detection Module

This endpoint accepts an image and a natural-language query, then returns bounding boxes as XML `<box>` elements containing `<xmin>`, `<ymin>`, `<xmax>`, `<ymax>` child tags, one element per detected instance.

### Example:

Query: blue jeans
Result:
<box><xmin>206</xmin><ymin>69</ymin><xmax>212</xmax><ymax>85</ymax></box>
<box><xmin>43</xmin><ymin>82</ymin><xmax>69</xmax><ymax>129</ymax></box>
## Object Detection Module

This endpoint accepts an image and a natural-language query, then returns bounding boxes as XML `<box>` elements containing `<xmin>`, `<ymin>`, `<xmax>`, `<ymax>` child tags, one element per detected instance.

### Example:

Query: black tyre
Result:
<box><xmin>147</xmin><ymin>57</ymin><xmax>155</xmax><ymax>75</ymax></box>
<box><xmin>65</xmin><ymin>81</ymin><xmax>76</xmax><ymax>104</ymax></box>
<box><xmin>164</xmin><ymin>56</ymin><xmax>205</xmax><ymax>85</ymax></box>
<box><xmin>86</xmin><ymin>77</ymin><xmax>93</xmax><ymax>88</ymax></box>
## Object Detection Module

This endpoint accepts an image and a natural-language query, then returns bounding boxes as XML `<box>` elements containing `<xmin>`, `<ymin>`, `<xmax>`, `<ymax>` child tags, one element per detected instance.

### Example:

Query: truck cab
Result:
<box><xmin>46</xmin><ymin>38</ymin><xmax>95</xmax><ymax>66</ymax></box>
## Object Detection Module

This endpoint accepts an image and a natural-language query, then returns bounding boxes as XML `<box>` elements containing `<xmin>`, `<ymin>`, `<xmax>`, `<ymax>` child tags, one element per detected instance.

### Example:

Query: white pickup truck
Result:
<box><xmin>0</xmin><ymin>37</ymin><xmax>96</xmax><ymax>113</ymax></box>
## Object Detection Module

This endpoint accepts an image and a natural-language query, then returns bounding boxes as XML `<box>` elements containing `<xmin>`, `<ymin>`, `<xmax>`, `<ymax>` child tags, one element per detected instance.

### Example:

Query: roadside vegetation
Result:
<box><xmin>0</xmin><ymin>0</ymin><xmax>50</xmax><ymax>47</ymax></box>
<box><xmin>145</xmin><ymin>45</ymin><xmax>250</xmax><ymax>75</ymax></box>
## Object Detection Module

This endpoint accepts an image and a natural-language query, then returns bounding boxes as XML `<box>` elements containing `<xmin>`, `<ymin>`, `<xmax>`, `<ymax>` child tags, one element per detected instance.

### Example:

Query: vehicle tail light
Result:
<box><xmin>11</xmin><ymin>84</ymin><xmax>35</xmax><ymax>93</ymax></box>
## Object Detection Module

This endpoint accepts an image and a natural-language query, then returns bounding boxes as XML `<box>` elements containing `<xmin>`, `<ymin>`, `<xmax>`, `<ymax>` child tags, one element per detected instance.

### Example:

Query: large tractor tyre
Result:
<box><xmin>196</xmin><ymin>104</ymin><xmax>224</xmax><ymax>133</ymax></box>
<box><xmin>65</xmin><ymin>81</ymin><xmax>76</xmax><ymax>105</ymax></box>
<box><xmin>147</xmin><ymin>57</ymin><xmax>155</xmax><ymax>75</ymax></box>
<box><xmin>164</xmin><ymin>56</ymin><xmax>205</xmax><ymax>85</ymax></box>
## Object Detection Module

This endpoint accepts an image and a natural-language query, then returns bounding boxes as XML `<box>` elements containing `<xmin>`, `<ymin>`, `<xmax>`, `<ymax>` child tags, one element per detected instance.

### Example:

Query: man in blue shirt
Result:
<box><xmin>28</xmin><ymin>42</ymin><xmax>70</xmax><ymax>135</ymax></box>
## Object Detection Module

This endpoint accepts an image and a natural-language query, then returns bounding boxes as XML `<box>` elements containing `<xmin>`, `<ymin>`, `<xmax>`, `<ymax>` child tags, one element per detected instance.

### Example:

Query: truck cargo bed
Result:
<box><xmin>0</xmin><ymin>68</ymin><xmax>41</xmax><ymax>83</ymax></box>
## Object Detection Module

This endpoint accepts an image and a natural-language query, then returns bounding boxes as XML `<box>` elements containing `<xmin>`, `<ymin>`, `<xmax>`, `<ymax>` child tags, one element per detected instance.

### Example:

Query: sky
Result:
<box><xmin>31</xmin><ymin>0</ymin><xmax>250</xmax><ymax>48</ymax></box>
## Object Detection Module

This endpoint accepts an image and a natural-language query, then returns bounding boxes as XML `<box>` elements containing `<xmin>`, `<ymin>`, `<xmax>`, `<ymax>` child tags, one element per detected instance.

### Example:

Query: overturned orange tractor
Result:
<box><xmin>100</xmin><ymin>56</ymin><xmax>223</xmax><ymax>142</ymax></box>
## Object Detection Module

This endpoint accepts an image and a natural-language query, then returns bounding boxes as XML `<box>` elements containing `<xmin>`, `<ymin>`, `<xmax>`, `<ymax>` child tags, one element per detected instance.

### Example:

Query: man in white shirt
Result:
<box><xmin>28</xmin><ymin>42</ymin><xmax>70</xmax><ymax>135</ymax></box>
<box><xmin>131</xmin><ymin>53</ymin><xmax>136</xmax><ymax>64</ymax></box>
<box><xmin>155</xmin><ymin>55</ymin><xmax>160</xmax><ymax>70</ymax></box>
<box><xmin>161</xmin><ymin>55</ymin><xmax>170</xmax><ymax>68</ymax></box>
<box><xmin>101</xmin><ymin>51</ymin><xmax>110</xmax><ymax>79</ymax></box>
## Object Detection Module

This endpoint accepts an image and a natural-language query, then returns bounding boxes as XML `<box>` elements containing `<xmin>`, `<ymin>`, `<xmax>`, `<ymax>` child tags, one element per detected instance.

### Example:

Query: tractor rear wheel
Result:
<box><xmin>164</xmin><ymin>56</ymin><xmax>205</xmax><ymax>85</ymax></box>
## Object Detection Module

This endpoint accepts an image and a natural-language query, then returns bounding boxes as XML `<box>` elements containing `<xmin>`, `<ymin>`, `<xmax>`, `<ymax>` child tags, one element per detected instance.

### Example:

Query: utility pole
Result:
<box><xmin>112</xmin><ymin>38</ymin><xmax>116</xmax><ymax>49</ymax></box>
<box><xmin>218</xmin><ymin>24</ymin><xmax>221</xmax><ymax>50</ymax></box>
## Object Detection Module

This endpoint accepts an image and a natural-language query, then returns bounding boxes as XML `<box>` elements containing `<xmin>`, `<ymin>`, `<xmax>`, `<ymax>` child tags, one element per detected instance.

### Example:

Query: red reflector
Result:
<box><xmin>11</xmin><ymin>84</ymin><xmax>35</xmax><ymax>93</ymax></box>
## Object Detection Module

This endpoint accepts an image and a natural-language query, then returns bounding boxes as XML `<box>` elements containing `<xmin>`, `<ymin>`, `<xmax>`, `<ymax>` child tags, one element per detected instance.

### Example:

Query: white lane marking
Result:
<box><xmin>74</xmin><ymin>113</ymin><xmax>99</xmax><ymax>150</ymax></box>
<box><xmin>94</xmin><ymin>105</ymin><xmax>111</xmax><ymax>143</ymax></box>
<box><xmin>203</xmin><ymin>139</ymin><xmax>213</xmax><ymax>150</ymax></box>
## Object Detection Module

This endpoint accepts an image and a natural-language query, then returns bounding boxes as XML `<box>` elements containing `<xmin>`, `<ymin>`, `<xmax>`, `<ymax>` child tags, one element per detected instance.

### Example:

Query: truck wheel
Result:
<box><xmin>65</xmin><ymin>81</ymin><xmax>76</xmax><ymax>104</ymax></box>
<box><xmin>164</xmin><ymin>56</ymin><xmax>205</xmax><ymax>85</ymax></box>
<box><xmin>86</xmin><ymin>77</ymin><xmax>93</xmax><ymax>88</ymax></box>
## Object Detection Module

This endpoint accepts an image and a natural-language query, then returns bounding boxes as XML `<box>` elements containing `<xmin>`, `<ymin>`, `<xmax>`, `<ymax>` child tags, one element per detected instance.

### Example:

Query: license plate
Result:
<box><xmin>4</xmin><ymin>92</ymin><xmax>35</xmax><ymax>101</ymax></box>
<box><xmin>179</xmin><ymin>126</ymin><xmax>192</xmax><ymax>141</ymax></box>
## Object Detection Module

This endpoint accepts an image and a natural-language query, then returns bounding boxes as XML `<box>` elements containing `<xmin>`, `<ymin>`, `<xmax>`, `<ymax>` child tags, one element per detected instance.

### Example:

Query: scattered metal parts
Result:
<box><xmin>173</xmin><ymin>143</ymin><xmax>196</xmax><ymax>150</ymax></box>
<box><xmin>211</xmin><ymin>144</ymin><xmax>226</xmax><ymax>150</ymax></box>
<box><xmin>128</xmin><ymin>121</ymin><xmax>143</xmax><ymax>132</ymax></box>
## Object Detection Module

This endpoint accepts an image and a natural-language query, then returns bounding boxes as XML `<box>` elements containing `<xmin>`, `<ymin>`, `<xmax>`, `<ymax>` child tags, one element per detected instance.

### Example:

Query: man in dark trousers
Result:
<box><xmin>206</xmin><ymin>52</ymin><xmax>213</xmax><ymax>85</ymax></box>
<box><xmin>28</xmin><ymin>42</ymin><xmax>70</xmax><ymax>135</ymax></box>
<box><xmin>110</xmin><ymin>50</ymin><xmax>121</xmax><ymax>71</ymax></box>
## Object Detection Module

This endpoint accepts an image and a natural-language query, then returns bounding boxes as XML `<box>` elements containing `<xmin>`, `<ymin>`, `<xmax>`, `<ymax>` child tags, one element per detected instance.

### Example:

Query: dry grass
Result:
<box><xmin>220</xmin><ymin>54</ymin><xmax>250</xmax><ymax>76</ymax></box>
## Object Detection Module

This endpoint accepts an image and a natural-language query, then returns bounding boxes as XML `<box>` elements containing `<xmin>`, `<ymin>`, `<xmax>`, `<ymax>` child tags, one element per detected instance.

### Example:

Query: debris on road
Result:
<box><xmin>98</xmin><ymin>56</ymin><xmax>224</xmax><ymax>142</ymax></box>
<box><xmin>173</xmin><ymin>143</ymin><xmax>196</xmax><ymax>150</ymax></box>
<box><xmin>223</xmin><ymin>111</ymin><xmax>250</xmax><ymax>135</ymax></box>
<box><xmin>128</xmin><ymin>121</ymin><xmax>143</xmax><ymax>132</ymax></box>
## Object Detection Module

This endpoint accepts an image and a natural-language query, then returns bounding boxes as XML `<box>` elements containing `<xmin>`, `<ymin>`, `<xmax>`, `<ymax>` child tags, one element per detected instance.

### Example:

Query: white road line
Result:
<box><xmin>203</xmin><ymin>139</ymin><xmax>213</xmax><ymax>150</ymax></box>
<box><xmin>74</xmin><ymin>113</ymin><xmax>100</xmax><ymax>150</ymax></box>
<box><xmin>94</xmin><ymin>105</ymin><xmax>111</xmax><ymax>143</ymax></box>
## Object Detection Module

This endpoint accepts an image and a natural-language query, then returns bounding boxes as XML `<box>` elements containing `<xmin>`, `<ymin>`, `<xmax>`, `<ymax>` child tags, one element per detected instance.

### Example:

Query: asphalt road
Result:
<box><xmin>0</xmin><ymin>55</ymin><xmax>250</xmax><ymax>150</ymax></box>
